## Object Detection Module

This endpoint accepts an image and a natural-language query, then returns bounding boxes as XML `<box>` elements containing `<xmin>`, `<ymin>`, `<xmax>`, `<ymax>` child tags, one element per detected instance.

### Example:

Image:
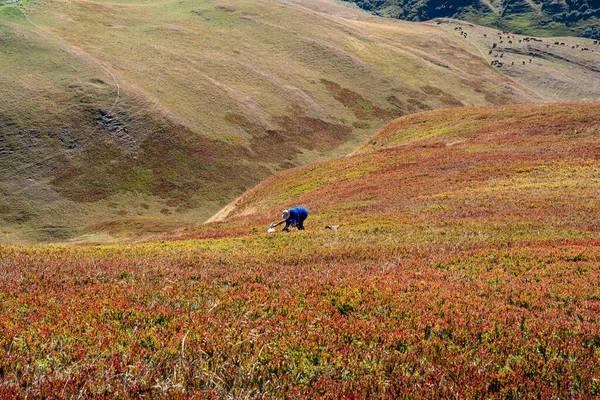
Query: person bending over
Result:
<box><xmin>271</xmin><ymin>207</ymin><xmax>308</xmax><ymax>231</ymax></box>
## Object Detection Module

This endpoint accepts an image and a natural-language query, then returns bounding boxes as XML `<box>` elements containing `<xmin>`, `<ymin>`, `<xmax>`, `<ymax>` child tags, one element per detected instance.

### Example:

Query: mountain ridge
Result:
<box><xmin>342</xmin><ymin>0</ymin><xmax>600</xmax><ymax>37</ymax></box>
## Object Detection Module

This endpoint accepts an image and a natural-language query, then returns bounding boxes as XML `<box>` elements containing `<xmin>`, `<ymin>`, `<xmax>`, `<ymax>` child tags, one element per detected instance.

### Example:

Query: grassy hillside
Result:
<box><xmin>209</xmin><ymin>102</ymin><xmax>600</xmax><ymax>241</ymax></box>
<box><xmin>2</xmin><ymin>103</ymin><xmax>599</xmax><ymax>397</ymax></box>
<box><xmin>2</xmin><ymin>0</ymin><xmax>599</xmax><ymax>244</ymax></box>
<box><xmin>343</xmin><ymin>0</ymin><xmax>600</xmax><ymax>37</ymax></box>
<box><xmin>434</xmin><ymin>19</ymin><xmax>600</xmax><ymax>103</ymax></box>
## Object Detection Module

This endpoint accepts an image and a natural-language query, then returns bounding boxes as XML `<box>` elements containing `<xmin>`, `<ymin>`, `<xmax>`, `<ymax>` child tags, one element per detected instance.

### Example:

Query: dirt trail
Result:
<box><xmin>205</xmin><ymin>198</ymin><xmax>241</xmax><ymax>223</ymax></box>
<box><xmin>206</xmin><ymin>194</ymin><xmax>258</xmax><ymax>223</ymax></box>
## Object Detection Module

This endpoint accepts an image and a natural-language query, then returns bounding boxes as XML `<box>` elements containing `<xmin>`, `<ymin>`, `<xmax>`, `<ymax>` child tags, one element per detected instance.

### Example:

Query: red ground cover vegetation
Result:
<box><xmin>1</xmin><ymin>238</ymin><xmax>599</xmax><ymax>398</ymax></box>
<box><xmin>1</xmin><ymin>102</ymin><xmax>599</xmax><ymax>397</ymax></box>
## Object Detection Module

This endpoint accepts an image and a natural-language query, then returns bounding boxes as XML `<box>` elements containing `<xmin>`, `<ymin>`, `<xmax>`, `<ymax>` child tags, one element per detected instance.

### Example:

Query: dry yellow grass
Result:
<box><xmin>434</xmin><ymin>19</ymin><xmax>600</xmax><ymax>102</ymax></box>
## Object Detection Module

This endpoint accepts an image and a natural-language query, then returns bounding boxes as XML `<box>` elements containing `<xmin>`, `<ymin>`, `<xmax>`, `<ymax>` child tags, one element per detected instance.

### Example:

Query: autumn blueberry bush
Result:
<box><xmin>1</xmin><ymin>103</ymin><xmax>599</xmax><ymax>398</ymax></box>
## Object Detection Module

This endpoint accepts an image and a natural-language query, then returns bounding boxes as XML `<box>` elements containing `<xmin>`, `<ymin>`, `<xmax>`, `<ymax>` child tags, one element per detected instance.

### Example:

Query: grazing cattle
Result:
<box><xmin>508</xmin><ymin>40</ymin><xmax>513</xmax><ymax>44</ymax></box>
<box><xmin>511</xmin><ymin>61</ymin><xmax>514</xmax><ymax>65</ymax></box>
<box><xmin>519</xmin><ymin>39</ymin><xmax>522</xmax><ymax>43</ymax></box>
<box><xmin>500</xmin><ymin>40</ymin><xmax>503</xmax><ymax>43</ymax></box>
<box><xmin>594</xmin><ymin>40</ymin><xmax>598</xmax><ymax>45</ymax></box>
<box><xmin>529</xmin><ymin>59</ymin><xmax>532</xmax><ymax>63</ymax></box>
<box><xmin>560</xmin><ymin>42</ymin><xmax>565</xmax><ymax>45</ymax></box>
<box><xmin>500</xmin><ymin>53</ymin><xmax>503</xmax><ymax>58</ymax></box>
<box><xmin>488</xmin><ymin>49</ymin><xmax>493</xmax><ymax>54</ymax></box>
<box><xmin>522</xmin><ymin>61</ymin><xmax>526</xmax><ymax>65</ymax></box>
<box><xmin>493</xmin><ymin>43</ymin><xmax>497</xmax><ymax>49</ymax></box>
<box><xmin>554</xmin><ymin>42</ymin><xmax>559</xmax><ymax>45</ymax></box>
<box><xmin>483</xmin><ymin>34</ymin><xmax>487</xmax><ymax>38</ymax></box>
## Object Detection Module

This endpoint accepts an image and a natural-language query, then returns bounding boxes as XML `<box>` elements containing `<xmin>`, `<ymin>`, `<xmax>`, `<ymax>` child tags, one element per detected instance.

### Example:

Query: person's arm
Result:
<box><xmin>271</xmin><ymin>219</ymin><xmax>286</xmax><ymax>228</ymax></box>
<box><xmin>276</xmin><ymin>218</ymin><xmax>291</xmax><ymax>231</ymax></box>
<box><xmin>282</xmin><ymin>219</ymin><xmax>291</xmax><ymax>231</ymax></box>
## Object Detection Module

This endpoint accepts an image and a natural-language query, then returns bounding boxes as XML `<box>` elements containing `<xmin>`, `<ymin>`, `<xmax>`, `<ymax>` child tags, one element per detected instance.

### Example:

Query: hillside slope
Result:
<box><xmin>206</xmin><ymin>102</ymin><xmax>600</xmax><ymax>244</ymax></box>
<box><xmin>343</xmin><ymin>0</ymin><xmax>600</xmax><ymax>37</ymax></box>
<box><xmin>2</xmin><ymin>102</ymin><xmax>599</xmax><ymax>398</ymax></box>
<box><xmin>0</xmin><ymin>0</ymin><xmax>598</xmax><ymax>244</ymax></box>
<box><xmin>434</xmin><ymin>19</ymin><xmax>600</xmax><ymax>102</ymax></box>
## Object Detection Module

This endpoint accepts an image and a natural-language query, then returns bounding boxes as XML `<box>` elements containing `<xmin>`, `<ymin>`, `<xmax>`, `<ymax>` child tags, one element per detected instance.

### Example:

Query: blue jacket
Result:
<box><xmin>285</xmin><ymin>207</ymin><xmax>308</xmax><ymax>228</ymax></box>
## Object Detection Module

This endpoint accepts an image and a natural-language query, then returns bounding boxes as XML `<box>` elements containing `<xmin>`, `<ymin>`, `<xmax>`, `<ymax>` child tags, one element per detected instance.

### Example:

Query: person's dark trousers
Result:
<box><xmin>298</xmin><ymin>218</ymin><xmax>306</xmax><ymax>230</ymax></box>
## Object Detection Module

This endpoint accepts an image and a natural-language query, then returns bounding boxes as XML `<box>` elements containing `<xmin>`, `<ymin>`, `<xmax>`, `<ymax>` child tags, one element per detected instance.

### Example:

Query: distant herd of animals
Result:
<box><xmin>453</xmin><ymin>26</ymin><xmax>599</xmax><ymax>69</ymax></box>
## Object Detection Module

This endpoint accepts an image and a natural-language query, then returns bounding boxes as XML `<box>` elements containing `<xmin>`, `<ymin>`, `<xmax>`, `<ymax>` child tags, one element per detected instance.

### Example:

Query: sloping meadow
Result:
<box><xmin>1</xmin><ymin>102</ymin><xmax>600</xmax><ymax>397</ymax></box>
<box><xmin>1</xmin><ymin>234</ymin><xmax>600</xmax><ymax>397</ymax></box>
<box><xmin>211</xmin><ymin>102</ymin><xmax>600</xmax><ymax>244</ymax></box>
<box><xmin>0</xmin><ymin>0</ymin><xmax>537</xmax><ymax>243</ymax></box>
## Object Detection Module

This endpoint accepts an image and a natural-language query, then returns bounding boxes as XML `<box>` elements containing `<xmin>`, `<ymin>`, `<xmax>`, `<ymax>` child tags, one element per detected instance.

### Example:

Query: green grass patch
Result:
<box><xmin>0</xmin><ymin>5</ymin><xmax>27</xmax><ymax>24</ymax></box>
